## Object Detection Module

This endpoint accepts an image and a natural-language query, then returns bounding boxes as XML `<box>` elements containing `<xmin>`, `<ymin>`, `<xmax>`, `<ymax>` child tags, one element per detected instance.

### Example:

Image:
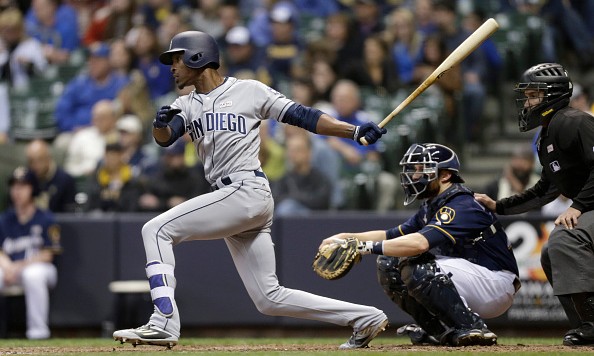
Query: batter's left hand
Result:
<box><xmin>555</xmin><ymin>206</ymin><xmax>581</xmax><ymax>229</ymax></box>
<box><xmin>154</xmin><ymin>106</ymin><xmax>182</xmax><ymax>129</ymax></box>
<box><xmin>354</xmin><ymin>122</ymin><xmax>386</xmax><ymax>145</ymax></box>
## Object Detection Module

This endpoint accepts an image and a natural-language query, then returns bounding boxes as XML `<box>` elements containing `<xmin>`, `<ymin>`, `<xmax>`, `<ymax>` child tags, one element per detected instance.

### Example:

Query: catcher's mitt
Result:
<box><xmin>312</xmin><ymin>237</ymin><xmax>362</xmax><ymax>280</ymax></box>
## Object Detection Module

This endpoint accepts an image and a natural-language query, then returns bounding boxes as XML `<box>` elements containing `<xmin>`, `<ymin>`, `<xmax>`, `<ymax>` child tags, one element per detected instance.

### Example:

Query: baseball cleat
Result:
<box><xmin>113</xmin><ymin>324</ymin><xmax>178</xmax><ymax>349</ymax></box>
<box><xmin>396</xmin><ymin>323</ymin><xmax>440</xmax><ymax>346</ymax></box>
<box><xmin>339</xmin><ymin>317</ymin><xmax>389</xmax><ymax>349</ymax></box>
<box><xmin>450</xmin><ymin>328</ymin><xmax>497</xmax><ymax>346</ymax></box>
<box><xmin>563</xmin><ymin>322</ymin><xmax>594</xmax><ymax>346</ymax></box>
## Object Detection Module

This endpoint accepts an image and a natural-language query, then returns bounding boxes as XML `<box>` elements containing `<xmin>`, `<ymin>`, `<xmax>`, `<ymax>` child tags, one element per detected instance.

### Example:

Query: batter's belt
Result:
<box><xmin>211</xmin><ymin>170</ymin><xmax>267</xmax><ymax>191</ymax></box>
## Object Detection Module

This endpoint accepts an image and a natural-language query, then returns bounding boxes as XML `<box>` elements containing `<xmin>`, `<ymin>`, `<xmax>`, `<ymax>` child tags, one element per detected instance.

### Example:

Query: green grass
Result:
<box><xmin>0</xmin><ymin>337</ymin><xmax>592</xmax><ymax>355</ymax></box>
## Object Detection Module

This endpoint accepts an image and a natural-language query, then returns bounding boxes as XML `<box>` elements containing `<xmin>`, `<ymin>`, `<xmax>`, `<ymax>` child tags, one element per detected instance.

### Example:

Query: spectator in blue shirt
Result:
<box><xmin>385</xmin><ymin>7</ymin><xmax>424</xmax><ymax>85</ymax></box>
<box><xmin>247</xmin><ymin>1</ymin><xmax>298</xmax><ymax>48</ymax></box>
<box><xmin>325</xmin><ymin>80</ymin><xmax>398</xmax><ymax>211</ymax></box>
<box><xmin>25</xmin><ymin>0</ymin><xmax>79</xmax><ymax>64</ymax></box>
<box><xmin>128</xmin><ymin>25</ymin><xmax>173</xmax><ymax>100</ymax></box>
<box><xmin>53</xmin><ymin>42</ymin><xmax>129</xmax><ymax>149</ymax></box>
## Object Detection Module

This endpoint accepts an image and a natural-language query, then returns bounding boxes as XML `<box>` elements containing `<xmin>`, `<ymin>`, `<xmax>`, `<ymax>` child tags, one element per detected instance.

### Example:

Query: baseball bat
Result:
<box><xmin>360</xmin><ymin>17</ymin><xmax>499</xmax><ymax>145</ymax></box>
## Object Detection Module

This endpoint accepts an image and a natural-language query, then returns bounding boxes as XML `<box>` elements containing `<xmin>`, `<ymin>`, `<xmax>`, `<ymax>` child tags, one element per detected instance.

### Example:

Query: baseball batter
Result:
<box><xmin>113</xmin><ymin>31</ymin><xmax>388</xmax><ymax>349</ymax></box>
<box><xmin>320</xmin><ymin>143</ymin><xmax>520</xmax><ymax>346</ymax></box>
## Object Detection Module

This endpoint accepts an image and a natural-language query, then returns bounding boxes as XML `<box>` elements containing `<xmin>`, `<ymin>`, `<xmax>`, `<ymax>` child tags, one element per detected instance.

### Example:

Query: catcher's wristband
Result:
<box><xmin>360</xmin><ymin>241</ymin><xmax>384</xmax><ymax>255</ymax></box>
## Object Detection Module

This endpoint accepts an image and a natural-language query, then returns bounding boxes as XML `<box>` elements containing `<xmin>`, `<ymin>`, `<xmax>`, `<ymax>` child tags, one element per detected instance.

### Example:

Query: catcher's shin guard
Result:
<box><xmin>146</xmin><ymin>261</ymin><xmax>177</xmax><ymax>318</ymax></box>
<box><xmin>399</xmin><ymin>255</ymin><xmax>486</xmax><ymax>333</ymax></box>
<box><xmin>377</xmin><ymin>256</ymin><xmax>447</xmax><ymax>339</ymax></box>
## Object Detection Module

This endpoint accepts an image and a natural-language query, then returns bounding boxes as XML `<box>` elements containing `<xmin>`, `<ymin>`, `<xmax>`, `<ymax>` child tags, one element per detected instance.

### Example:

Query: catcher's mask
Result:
<box><xmin>514</xmin><ymin>63</ymin><xmax>572</xmax><ymax>132</ymax></box>
<box><xmin>399</xmin><ymin>143</ymin><xmax>464</xmax><ymax>205</ymax></box>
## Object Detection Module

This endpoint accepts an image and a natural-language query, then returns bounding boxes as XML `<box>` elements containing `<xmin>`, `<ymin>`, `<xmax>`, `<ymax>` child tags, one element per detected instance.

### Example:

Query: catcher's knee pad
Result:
<box><xmin>146</xmin><ymin>261</ymin><xmax>177</xmax><ymax>318</ymax></box>
<box><xmin>400</xmin><ymin>256</ymin><xmax>483</xmax><ymax>330</ymax></box>
<box><xmin>376</xmin><ymin>256</ymin><xmax>407</xmax><ymax>304</ymax></box>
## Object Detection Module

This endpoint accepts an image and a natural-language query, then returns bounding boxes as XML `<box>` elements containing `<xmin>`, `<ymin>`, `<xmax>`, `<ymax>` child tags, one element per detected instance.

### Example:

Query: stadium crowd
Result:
<box><xmin>0</xmin><ymin>0</ymin><xmax>592</xmax><ymax>214</ymax></box>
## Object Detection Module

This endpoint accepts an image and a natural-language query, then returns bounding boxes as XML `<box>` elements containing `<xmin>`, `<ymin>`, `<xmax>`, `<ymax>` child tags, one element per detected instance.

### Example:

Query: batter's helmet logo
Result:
<box><xmin>435</xmin><ymin>206</ymin><xmax>455</xmax><ymax>225</ymax></box>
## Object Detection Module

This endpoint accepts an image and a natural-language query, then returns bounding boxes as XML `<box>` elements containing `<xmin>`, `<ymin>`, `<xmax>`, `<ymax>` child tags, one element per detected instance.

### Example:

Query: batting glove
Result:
<box><xmin>353</xmin><ymin>121</ymin><xmax>387</xmax><ymax>145</ymax></box>
<box><xmin>153</xmin><ymin>106</ymin><xmax>182</xmax><ymax>129</ymax></box>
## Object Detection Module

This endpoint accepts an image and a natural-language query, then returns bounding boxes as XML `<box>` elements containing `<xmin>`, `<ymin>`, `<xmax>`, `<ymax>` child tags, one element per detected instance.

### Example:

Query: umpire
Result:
<box><xmin>475</xmin><ymin>63</ymin><xmax>594</xmax><ymax>346</ymax></box>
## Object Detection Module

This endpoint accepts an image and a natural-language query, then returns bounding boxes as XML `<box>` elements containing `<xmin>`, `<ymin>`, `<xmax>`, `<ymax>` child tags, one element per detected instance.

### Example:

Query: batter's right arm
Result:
<box><xmin>282</xmin><ymin>104</ymin><xmax>385</xmax><ymax>145</ymax></box>
<box><xmin>315</xmin><ymin>114</ymin><xmax>357</xmax><ymax>139</ymax></box>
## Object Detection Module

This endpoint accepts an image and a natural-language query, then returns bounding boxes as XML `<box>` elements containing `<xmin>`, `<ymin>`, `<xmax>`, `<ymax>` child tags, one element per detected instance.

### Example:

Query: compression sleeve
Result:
<box><xmin>156</xmin><ymin>115</ymin><xmax>186</xmax><ymax>147</ymax></box>
<box><xmin>281</xmin><ymin>104</ymin><xmax>323</xmax><ymax>134</ymax></box>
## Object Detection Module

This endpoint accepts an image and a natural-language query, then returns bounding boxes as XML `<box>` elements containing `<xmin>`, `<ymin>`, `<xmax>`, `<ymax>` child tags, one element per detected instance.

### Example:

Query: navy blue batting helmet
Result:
<box><xmin>399</xmin><ymin>143</ymin><xmax>464</xmax><ymax>205</ymax></box>
<box><xmin>159</xmin><ymin>31</ymin><xmax>220</xmax><ymax>69</ymax></box>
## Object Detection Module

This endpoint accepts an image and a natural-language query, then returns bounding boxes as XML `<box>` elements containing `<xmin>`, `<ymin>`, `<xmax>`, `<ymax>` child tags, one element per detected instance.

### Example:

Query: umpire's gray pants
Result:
<box><xmin>541</xmin><ymin>210</ymin><xmax>594</xmax><ymax>328</ymax></box>
<box><xmin>541</xmin><ymin>210</ymin><xmax>594</xmax><ymax>296</ymax></box>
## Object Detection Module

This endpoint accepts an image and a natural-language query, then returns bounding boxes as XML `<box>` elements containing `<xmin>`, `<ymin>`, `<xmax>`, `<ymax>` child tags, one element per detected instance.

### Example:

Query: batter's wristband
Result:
<box><xmin>352</xmin><ymin>126</ymin><xmax>360</xmax><ymax>141</ymax></box>
<box><xmin>371</xmin><ymin>241</ymin><xmax>384</xmax><ymax>255</ymax></box>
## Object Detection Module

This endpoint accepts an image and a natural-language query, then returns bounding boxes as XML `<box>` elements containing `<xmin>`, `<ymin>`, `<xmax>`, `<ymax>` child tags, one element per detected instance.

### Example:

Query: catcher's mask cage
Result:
<box><xmin>514</xmin><ymin>63</ymin><xmax>572</xmax><ymax>132</ymax></box>
<box><xmin>159</xmin><ymin>31</ymin><xmax>220</xmax><ymax>70</ymax></box>
<box><xmin>399</xmin><ymin>143</ymin><xmax>464</xmax><ymax>205</ymax></box>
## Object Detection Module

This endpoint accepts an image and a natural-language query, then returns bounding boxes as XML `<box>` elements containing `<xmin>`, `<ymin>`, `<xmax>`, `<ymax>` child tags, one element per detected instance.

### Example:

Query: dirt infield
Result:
<box><xmin>1</xmin><ymin>343</ymin><xmax>593</xmax><ymax>354</ymax></box>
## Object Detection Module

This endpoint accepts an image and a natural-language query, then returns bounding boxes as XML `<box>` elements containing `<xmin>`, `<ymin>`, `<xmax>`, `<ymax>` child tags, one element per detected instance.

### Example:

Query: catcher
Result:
<box><xmin>316</xmin><ymin>143</ymin><xmax>520</xmax><ymax>346</ymax></box>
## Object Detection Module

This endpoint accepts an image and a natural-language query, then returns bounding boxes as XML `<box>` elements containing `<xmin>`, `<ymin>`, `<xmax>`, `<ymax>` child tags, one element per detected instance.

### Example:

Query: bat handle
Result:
<box><xmin>358</xmin><ymin>120</ymin><xmax>387</xmax><ymax>146</ymax></box>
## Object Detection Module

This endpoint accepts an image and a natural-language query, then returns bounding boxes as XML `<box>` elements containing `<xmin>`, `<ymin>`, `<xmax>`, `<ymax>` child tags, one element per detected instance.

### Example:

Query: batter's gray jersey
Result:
<box><xmin>139</xmin><ymin>77</ymin><xmax>385</xmax><ymax>338</ymax></box>
<box><xmin>171</xmin><ymin>77</ymin><xmax>293</xmax><ymax>184</ymax></box>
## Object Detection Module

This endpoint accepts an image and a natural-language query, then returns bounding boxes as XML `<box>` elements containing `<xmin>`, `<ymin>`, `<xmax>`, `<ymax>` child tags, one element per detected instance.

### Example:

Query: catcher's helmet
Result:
<box><xmin>159</xmin><ymin>31</ymin><xmax>220</xmax><ymax>69</ymax></box>
<box><xmin>399</xmin><ymin>143</ymin><xmax>464</xmax><ymax>205</ymax></box>
<box><xmin>514</xmin><ymin>63</ymin><xmax>572</xmax><ymax>132</ymax></box>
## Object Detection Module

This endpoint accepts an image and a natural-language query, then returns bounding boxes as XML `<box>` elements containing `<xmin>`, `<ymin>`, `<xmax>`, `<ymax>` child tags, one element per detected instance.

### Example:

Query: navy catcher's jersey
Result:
<box><xmin>387</xmin><ymin>184</ymin><xmax>518</xmax><ymax>275</ymax></box>
<box><xmin>0</xmin><ymin>208</ymin><xmax>61</xmax><ymax>262</ymax></box>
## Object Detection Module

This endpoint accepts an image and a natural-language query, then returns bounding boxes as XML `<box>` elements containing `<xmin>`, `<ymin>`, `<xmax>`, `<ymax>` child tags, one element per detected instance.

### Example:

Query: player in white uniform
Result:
<box><xmin>113</xmin><ymin>31</ymin><xmax>388</xmax><ymax>349</ymax></box>
<box><xmin>320</xmin><ymin>143</ymin><xmax>520</xmax><ymax>346</ymax></box>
